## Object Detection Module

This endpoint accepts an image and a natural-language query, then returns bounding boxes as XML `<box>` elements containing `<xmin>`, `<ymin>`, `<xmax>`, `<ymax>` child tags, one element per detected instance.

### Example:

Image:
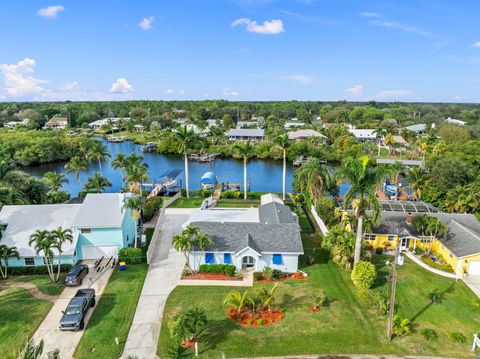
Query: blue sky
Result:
<box><xmin>1</xmin><ymin>0</ymin><xmax>480</xmax><ymax>102</ymax></box>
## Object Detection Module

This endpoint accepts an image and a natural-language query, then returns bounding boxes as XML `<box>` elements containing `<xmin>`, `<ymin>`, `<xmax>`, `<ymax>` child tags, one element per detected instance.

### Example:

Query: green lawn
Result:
<box><xmin>7</xmin><ymin>274</ymin><xmax>66</xmax><ymax>296</ymax></box>
<box><xmin>158</xmin><ymin>235</ymin><xmax>480</xmax><ymax>358</ymax></box>
<box><xmin>0</xmin><ymin>278</ymin><xmax>56</xmax><ymax>358</ymax></box>
<box><xmin>168</xmin><ymin>197</ymin><xmax>205</xmax><ymax>208</ymax></box>
<box><xmin>216</xmin><ymin>199</ymin><xmax>260</xmax><ymax>208</ymax></box>
<box><xmin>74</xmin><ymin>263</ymin><xmax>148</xmax><ymax>359</ymax></box>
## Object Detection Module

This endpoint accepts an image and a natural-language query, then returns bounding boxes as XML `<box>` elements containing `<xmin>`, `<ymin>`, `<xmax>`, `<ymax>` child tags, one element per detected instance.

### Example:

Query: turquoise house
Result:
<box><xmin>0</xmin><ymin>193</ymin><xmax>137</xmax><ymax>267</ymax></box>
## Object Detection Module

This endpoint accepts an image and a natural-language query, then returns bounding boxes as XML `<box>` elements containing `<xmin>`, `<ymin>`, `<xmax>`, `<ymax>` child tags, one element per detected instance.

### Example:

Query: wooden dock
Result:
<box><xmin>293</xmin><ymin>155</ymin><xmax>326</xmax><ymax>166</ymax></box>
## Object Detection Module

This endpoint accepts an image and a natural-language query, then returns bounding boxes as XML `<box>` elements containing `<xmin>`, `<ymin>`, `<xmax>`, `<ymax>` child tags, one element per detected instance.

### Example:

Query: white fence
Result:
<box><xmin>146</xmin><ymin>192</ymin><xmax>181</xmax><ymax>264</ymax></box>
<box><xmin>310</xmin><ymin>205</ymin><xmax>329</xmax><ymax>236</ymax></box>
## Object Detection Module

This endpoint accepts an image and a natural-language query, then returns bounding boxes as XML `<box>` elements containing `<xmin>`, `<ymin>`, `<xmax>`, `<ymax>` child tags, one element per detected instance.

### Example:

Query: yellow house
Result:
<box><xmin>362</xmin><ymin>201</ymin><xmax>480</xmax><ymax>276</ymax></box>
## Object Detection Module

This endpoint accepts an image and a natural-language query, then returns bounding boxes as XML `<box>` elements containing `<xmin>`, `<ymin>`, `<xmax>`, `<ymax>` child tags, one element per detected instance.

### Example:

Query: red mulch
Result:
<box><xmin>256</xmin><ymin>272</ymin><xmax>307</xmax><ymax>282</ymax></box>
<box><xmin>181</xmin><ymin>340</ymin><xmax>196</xmax><ymax>348</ymax></box>
<box><xmin>308</xmin><ymin>306</ymin><xmax>320</xmax><ymax>312</ymax></box>
<box><xmin>181</xmin><ymin>272</ymin><xmax>240</xmax><ymax>281</ymax></box>
<box><xmin>226</xmin><ymin>307</ymin><xmax>285</xmax><ymax>326</ymax></box>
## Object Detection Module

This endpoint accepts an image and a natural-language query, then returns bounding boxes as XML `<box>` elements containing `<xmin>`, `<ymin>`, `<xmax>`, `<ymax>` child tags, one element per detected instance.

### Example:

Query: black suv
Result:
<box><xmin>65</xmin><ymin>264</ymin><xmax>89</xmax><ymax>286</ymax></box>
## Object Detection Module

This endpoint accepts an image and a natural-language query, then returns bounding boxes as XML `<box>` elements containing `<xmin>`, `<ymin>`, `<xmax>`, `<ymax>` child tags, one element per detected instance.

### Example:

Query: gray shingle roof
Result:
<box><xmin>190</xmin><ymin>221</ymin><xmax>303</xmax><ymax>254</ymax></box>
<box><xmin>226</xmin><ymin>128</ymin><xmax>265</xmax><ymax>137</ymax></box>
<box><xmin>259</xmin><ymin>202</ymin><xmax>296</xmax><ymax>224</ymax></box>
<box><xmin>372</xmin><ymin>211</ymin><xmax>480</xmax><ymax>258</ymax></box>
<box><xmin>71</xmin><ymin>193</ymin><xmax>126</xmax><ymax>228</ymax></box>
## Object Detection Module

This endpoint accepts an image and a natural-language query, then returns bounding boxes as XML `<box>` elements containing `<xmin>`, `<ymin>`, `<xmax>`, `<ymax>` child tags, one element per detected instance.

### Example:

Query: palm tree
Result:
<box><xmin>233</xmin><ymin>140</ymin><xmax>254</xmax><ymax>200</ymax></box>
<box><xmin>50</xmin><ymin>227</ymin><xmax>73</xmax><ymax>282</ymax></box>
<box><xmin>386</xmin><ymin>161</ymin><xmax>406</xmax><ymax>200</ymax></box>
<box><xmin>169</xmin><ymin>306</ymin><xmax>207</xmax><ymax>343</ymax></box>
<box><xmin>188</xmin><ymin>226</ymin><xmax>212</xmax><ymax>270</ymax></box>
<box><xmin>0</xmin><ymin>184</ymin><xmax>26</xmax><ymax>206</ymax></box>
<box><xmin>335</xmin><ymin>157</ymin><xmax>385</xmax><ymax>264</ymax></box>
<box><xmin>208</xmin><ymin>126</ymin><xmax>225</xmax><ymax>145</ymax></box>
<box><xmin>445</xmin><ymin>185</ymin><xmax>479</xmax><ymax>214</ymax></box>
<box><xmin>28</xmin><ymin>230</ymin><xmax>56</xmax><ymax>282</ymax></box>
<box><xmin>125</xmin><ymin>161</ymin><xmax>149</xmax><ymax>195</ymax></box>
<box><xmin>384</xmin><ymin>133</ymin><xmax>395</xmax><ymax>155</ymax></box>
<box><xmin>256</xmin><ymin>283</ymin><xmax>279</xmax><ymax>311</ymax></box>
<box><xmin>64</xmin><ymin>156</ymin><xmax>87</xmax><ymax>191</ymax></box>
<box><xmin>373</xmin><ymin>127</ymin><xmax>386</xmax><ymax>156</ymax></box>
<box><xmin>274</xmin><ymin>134</ymin><xmax>290</xmax><ymax>201</ymax></box>
<box><xmin>293</xmin><ymin>159</ymin><xmax>330</xmax><ymax>205</ymax></box>
<box><xmin>175</xmin><ymin>125</ymin><xmax>198</xmax><ymax>198</ymax></box>
<box><xmin>86</xmin><ymin>143</ymin><xmax>110</xmax><ymax>175</ymax></box>
<box><xmin>0</xmin><ymin>244</ymin><xmax>19</xmax><ymax>278</ymax></box>
<box><xmin>43</xmin><ymin>171</ymin><xmax>68</xmax><ymax>192</ymax></box>
<box><xmin>111</xmin><ymin>153</ymin><xmax>128</xmax><ymax>190</ymax></box>
<box><xmin>122</xmin><ymin>195</ymin><xmax>143</xmax><ymax>247</ymax></box>
<box><xmin>288</xmin><ymin>193</ymin><xmax>305</xmax><ymax>214</ymax></box>
<box><xmin>172</xmin><ymin>231</ymin><xmax>194</xmax><ymax>271</ymax></box>
<box><xmin>84</xmin><ymin>172</ymin><xmax>112</xmax><ymax>193</ymax></box>
<box><xmin>223</xmin><ymin>290</ymin><xmax>254</xmax><ymax>313</ymax></box>
<box><xmin>404</xmin><ymin>167</ymin><xmax>426</xmax><ymax>200</ymax></box>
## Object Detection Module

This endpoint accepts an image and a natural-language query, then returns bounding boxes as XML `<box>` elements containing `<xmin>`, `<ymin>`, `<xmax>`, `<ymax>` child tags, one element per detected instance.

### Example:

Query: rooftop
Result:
<box><xmin>71</xmin><ymin>193</ymin><xmax>128</xmax><ymax>228</ymax></box>
<box><xmin>226</xmin><ymin>128</ymin><xmax>265</xmax><ymax>137</ymax></box>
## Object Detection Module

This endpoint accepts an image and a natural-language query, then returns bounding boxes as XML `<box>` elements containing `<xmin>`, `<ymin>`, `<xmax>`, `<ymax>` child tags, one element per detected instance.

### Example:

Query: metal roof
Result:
<box><xmin>226</xmin><ymin>128</ymin><xmax>265</xmax><ymax>137</ymax></box>
<box><xmin>71</xmin><ymin>193</ymin><xmax>127</xmax><ymax>228</ymax></box>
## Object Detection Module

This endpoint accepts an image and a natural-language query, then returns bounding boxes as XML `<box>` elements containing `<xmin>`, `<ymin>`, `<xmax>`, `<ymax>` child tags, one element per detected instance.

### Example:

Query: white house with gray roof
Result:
<box><xmin>226</xmin><ymin>128</ymin><xmax>265</xmax><ymax>141</ymax></box>
<box><xmin>0</xmin><ymin>193</ymin><xmax>137</xmax><ymax>267</ymax></box>
<box><xmin>183</xmin><ymin>194</ymin><xmax>303</xmax><ymax>272</ymax></box>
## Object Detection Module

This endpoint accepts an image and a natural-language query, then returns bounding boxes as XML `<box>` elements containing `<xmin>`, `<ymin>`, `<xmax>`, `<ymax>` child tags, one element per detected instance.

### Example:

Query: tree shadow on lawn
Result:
<box><xmin>409</xmin><ymin>282</ymin><xmax>455</xmax><ymax>323</ymax></box>
<box><xmin>83</xmin><ymin>293</ymin><xmax>117</xmax><ymax>333</ymax></box>
<box><xmin>198</xmin><ymin>318</ymin><xmax>236</xmax><ymax>352</ymax></box>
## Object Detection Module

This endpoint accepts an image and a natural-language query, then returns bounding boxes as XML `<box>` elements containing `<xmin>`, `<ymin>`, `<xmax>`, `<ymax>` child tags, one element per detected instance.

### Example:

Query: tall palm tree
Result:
<box><xmin>0</xmin><ymin>244</ymin><xmax>19</xmax><ymax>279</ymax></box>
<box><xmin>175</xmin><ymin>125</ymin><xmax>198</xmax><ymax>198</ymax></box>
<box><xmin>111</xmin><ymin>153</ymin><xmax>128</xmax><ymax>190</ymax></box>
<box><xmin>122</xmin><ymin>195</ymin><xmax>143</xmax><ymax>247</ymax></box>
<box><xmin>28</xmin><ymin>230</ymin><xmax>56</xmax><ymax>282</ymax></box>
<box><xmin>125</xmin><ymin>161</ymin><xmax>149</xmax><ymax>195</ymax></box>
<box><xmin>50</xmin><ymin>227</ymin><xmax>73</xmax><ymax>282</ymax></box>
<box><xmin>64</xmin><ymin>156</ymin><xmax>87</xmax><ymax>191</ymax></box>
<box><xmin>223</xmin><ymin>290</ymin><xmax>254</xmax><ymax>313</ymax></box>
<box><xmin>335</xmin><ymin>156</ymin><xmax>385</xmax><ymax>264</ymax></box>
<box><xmin>86</xmin><ymin>143</ymin><xmax>110</xmax><ymax>175</ymax></box>
<box><xmin>404</xmin><ymin>167</ymin><xmax>426</xmax><ymax>200</ymax></box>
<box><xmin>293</xmin><ymin>159</ymin><xmax>330</xmax><ymax>205</ymax></box>
<box><xmin>274</xmin><ymin>134</ymin><xmax>290</xmax><ymax>201</ymax></box>
<box><xmin>445</xmin><ymin>185</ymin><xmax>479</xmax><ymax>214</ymax></box>
<box><xmin>384</xmin><ymin>133</ymin><xmax>396</xmax><ymax>155</ymax></box>
<box><xmin>43</xmin><ymin>171</ymin><xmax>68</xmax><ymax>192</ymax></box>
<box><xmin>233</xmin><ymin>140</ymin><xmax>254</xmax><ymax>200</ymax></box>
<box><xmin>84</xmin><ymin>172</ymin><xmax>112</xmax><ymax>193</ymax></box>
<box><xmin>172</xmin><ymin>231</ymin><xmax>194</xmax><ymax>271</ymax></box>
<box><xmin>188</xmin><ymin>226</ymin><xmax>212</xmax><ymax>270</ymax></box>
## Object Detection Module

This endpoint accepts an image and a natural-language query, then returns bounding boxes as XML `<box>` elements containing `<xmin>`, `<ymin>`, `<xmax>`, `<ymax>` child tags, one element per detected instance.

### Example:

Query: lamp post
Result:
<box><xmin>386</xmin><ymin>236</ymin><xmax>399</xmax><ymax>341</ymax></box>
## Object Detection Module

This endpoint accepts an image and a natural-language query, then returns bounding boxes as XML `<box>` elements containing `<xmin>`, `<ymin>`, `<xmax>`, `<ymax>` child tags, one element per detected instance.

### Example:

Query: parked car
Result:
<box><xmin>65</xmin><ymin>264</ymin><xmax>89</xmax><ymax>286</ymax></box>
<box><xmin>59</xmin><ymin>289</ymin><xmax>96</xmax><ymax>331</ymax></box>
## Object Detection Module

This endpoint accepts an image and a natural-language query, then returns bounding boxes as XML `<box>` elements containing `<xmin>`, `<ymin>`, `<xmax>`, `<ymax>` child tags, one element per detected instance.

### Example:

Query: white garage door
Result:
<box><xmin>82</xmin><ymin>245</ymin><xmax>118</xmax><ymax>260</ymax></box>
<box><xmin>468</xmin><ymin>261</ymin><xmax>480</xmax><ymax>275</ymax></box>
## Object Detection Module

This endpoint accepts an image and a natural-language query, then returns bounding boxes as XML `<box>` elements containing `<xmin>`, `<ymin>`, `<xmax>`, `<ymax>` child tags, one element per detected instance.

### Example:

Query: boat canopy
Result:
<box><xmin>159</xmin><ymin>169</ymin><xmax>182</xmax><ymax>180</ymax></box>
<box><xmin>200</xmin><ymin>171</ymin><xmax>216</xmax><ymax>184</ymax></box>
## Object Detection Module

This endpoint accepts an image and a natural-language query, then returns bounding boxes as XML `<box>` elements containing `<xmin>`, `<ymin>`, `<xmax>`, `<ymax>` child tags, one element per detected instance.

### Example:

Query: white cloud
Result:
<box><xmin>139</xmin><ymin>16</ymin><xmax>155</xmax><ymax>30</ymax></box>
<box><xmin>63</xmin><ymin>81</ymin><xmax>79</xmax><ymax>91</ymax></box>
<box><xmin>280</xmin><ymin>74</ymin><xmax>314</xmax><ymax>84</ymax></box>
<box><xmin>346</xmin><ymin>84</ymin><xmax>364</xmax><ymax>97</ymax></box>
<box><xmin>37</xmin><ymin>5</ymin><xmax>65</xmax><ymax>18</ymax></box>
<box><xmin>453</xmin><ymin>95</ymin><xmax>468</xmax><ymax>100</ymax></box>
<box><xmin>109</xmin><ymin>78</ymin><xmax>134</xmax><ymax>93</ymax></box>
<box><xmin>232</xmin><ymin>18</ymin><xmax>284</xmax><ymax>35</ymax></box>
<box><xmin>178</xmin><ymin>89</ymin><xmax>185</xmax><ymax>95</ymax></box>
<box><xmin>372</xmin><ymin>89</ymin><xmax>413</xmax><ymax>100</ymax></box>
<box><xmin>223</xmin><ymin>89</ymin><xmax>240</xmax><ymax>96</ymax></box>
<box><xmin>0</xmin><ymin>58</ymin><xmax>48</xmax><ymax>97</ymax></box>
<box><xmin>164</xmin><ymin>88</ymin><xmax>174</xmax><ymax>94</ymax></box>
<box><xmin>474</xmin><ymin>41</ymin><xmax>480</xmax><ymax>48</ymax></box>
<box><xmin>360</xmin><ymin>12</ymin><xmax>381</xmax><ymax>18</ymax></box>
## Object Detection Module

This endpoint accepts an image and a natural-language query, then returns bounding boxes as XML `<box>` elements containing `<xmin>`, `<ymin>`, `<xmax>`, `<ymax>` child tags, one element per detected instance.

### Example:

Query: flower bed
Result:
<box><xmin>226</xmin><ymin>307</ymin><xmax>285</xmax><ymax>326</ymax></box>
<box><xmin>181</xmin><ymin>272</ymin><xmax>241</xmax><ymax>281</ymax></box>
<box><xmin>421</xmin><ymin>255</ymin><xmax>454</xmax><ymax>273</ymax></box>
<box><xmin>254</xmin><ymin>271</ymin><xmax>307</xmax><ymax>282</ymax></box>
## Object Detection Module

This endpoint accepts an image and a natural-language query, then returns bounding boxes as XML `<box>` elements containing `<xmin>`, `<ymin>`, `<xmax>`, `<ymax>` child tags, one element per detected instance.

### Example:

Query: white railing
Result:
<box><xmin>200</xmin><ymin>195</ymin><xmax>215</xmax><ymax>210</ymax></box>
<box><xmin>310</xmin><ymin>205</ymin><xmax>329</xmax><ymax>236</ymax></box>
<box><xmin>146</xmin><ymin>193</ymin><xmax>181</xmax><ymax>264</ymax></box>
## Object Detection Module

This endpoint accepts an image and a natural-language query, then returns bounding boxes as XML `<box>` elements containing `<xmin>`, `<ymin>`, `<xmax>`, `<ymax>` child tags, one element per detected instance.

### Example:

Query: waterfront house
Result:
<box><xmin>287</xmin><ymin>129</ymin><xmax>328</xmax><ymax>143</ymax></box>
<box><xmin>348</xmin><ymin>129</ymin><xmax>377</xmax><ymax>142</ymax></box>
<box><xmin>88</xmin><ymin>117</ymin><xmax>128</xmax><ymax>130</ymax></box>
<box><xmin>226</xmin><ymin>128</ymin><xmax>265</xmax><ymax>141</ymax></box>
<box><xmin>44</xmin><ymin>117</ymin><xmax>68</xmax><ymax>130</ymax></box>
<box><xmin>183</xmin><ymin>194</ymin><xmax>303</xmax><ymax>272</ymax></box>
<box><xmin>0</xmin><ymin>193</ymin><xmax>137</xmax><ymax>267</ymax></box>
<box><xmin>444</xmin><ymin>117</ymin><xmax>466</xmax><ymax>126</ymax></box>
<box><xmin>284</xmin><ymin>122</ymin><xmax>305</xmax><ymax>129</ymax></box>
<box><xmin>403</xmin><ymin>123</ymin><xmax>433</xmax><ymax>135</ymax></box>
<box><xmin>236</xmin><ymin>121</ymin><xmax>259</xmax><ymax>129</ymax></box>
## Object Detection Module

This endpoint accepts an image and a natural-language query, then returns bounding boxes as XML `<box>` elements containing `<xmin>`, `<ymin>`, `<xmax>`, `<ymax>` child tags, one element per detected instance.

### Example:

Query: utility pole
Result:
<box><xmin>387</xmin><ymin>244</ymin><xmax>399</xmax><ymax>341</ymax></box>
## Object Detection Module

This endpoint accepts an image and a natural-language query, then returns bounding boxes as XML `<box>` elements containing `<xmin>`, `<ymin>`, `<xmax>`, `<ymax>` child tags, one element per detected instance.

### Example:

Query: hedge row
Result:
<box><xmin>6</xmin><ymin>264</ymin><xmax>72</xmax><ymax>275</ymax></box>
<box><xmin>199</xmin><ymin>264</ymin><xmax>236</xmax><ymax>277</ymax></box>
<box><xmin>119</xmin><ymin>247</ymin><xmax>145</xmax><ymax>264</ymax></box>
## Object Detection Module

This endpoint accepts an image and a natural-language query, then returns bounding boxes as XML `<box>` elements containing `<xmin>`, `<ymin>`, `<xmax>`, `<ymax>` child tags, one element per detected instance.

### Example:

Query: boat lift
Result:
<box><xmin>144</xmin><ymin>169</ymin><xmax>183</xmax><ymax>198</ymax></box>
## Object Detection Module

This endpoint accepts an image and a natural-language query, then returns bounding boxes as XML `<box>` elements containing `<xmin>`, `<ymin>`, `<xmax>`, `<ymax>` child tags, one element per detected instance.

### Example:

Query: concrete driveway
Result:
<box><xmin>32</xmin><ymin>260</ymin><xmax>113</xmax><ymax>358</ymax></box>
<box><xmin>463</xmin><ymin>275</ymin><xmax>480</xmax><ymax>298</ymax></box>
<box><xmin>122</xmin><ymin>208</ymin><xmax>194</xmax><ymax>359</ymax></box>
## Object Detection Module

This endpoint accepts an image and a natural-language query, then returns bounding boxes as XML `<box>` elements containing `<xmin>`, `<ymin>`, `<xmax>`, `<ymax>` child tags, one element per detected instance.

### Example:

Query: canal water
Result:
<box><xmin>23</xmin><ymin>138</ymin><xmax>300</xmax><ymax>196</ymax></box>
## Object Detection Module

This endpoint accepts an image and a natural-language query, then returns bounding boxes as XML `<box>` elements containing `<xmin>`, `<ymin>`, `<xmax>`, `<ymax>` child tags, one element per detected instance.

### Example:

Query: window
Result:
<box><xmin>272</xmin><ymin>254</ymin><xmax>282</xmax><ymax>265</ymax></box>
<box><xmin>24</xmin><ymin>257</ymin><xmax>35</xmax><ymax>266</ymax></box>
<box><xmin>388</xmin><ymin>235</ymin><xmax>395</xmax><ymax>241</ymax></box>
<box><xmin>80</xmin><ymin>228</ymin><xmax>91</xmax><ymax>234</ymax></box>
<box><xmin>364</xmin><ymin>234</ymin><xmax>376</xmax><ymax>241</ymax></box>
<box><xmin>224</xmin><ymin>253</ymin><xmax>232</xmax><ymax>264</ymax></box>
<box><xmin>205</xmin><ymin>253</ymin><xmax>215</xmax><ymax>264</ymax></box>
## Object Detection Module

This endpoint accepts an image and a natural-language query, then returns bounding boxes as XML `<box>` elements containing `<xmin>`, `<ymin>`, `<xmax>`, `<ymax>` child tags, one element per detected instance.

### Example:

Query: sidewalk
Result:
<box><xmin>404</xmin><ymin>252</ymin><xmax>460</xmax><ymax>279</ymax></box>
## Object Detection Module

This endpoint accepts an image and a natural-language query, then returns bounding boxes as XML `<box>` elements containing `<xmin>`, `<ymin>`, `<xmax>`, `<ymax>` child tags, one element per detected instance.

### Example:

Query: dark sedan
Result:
<box><xmin>65</xmin><ymin>264</ymin><xmax>89</xmax><ymax>286</ymax></box>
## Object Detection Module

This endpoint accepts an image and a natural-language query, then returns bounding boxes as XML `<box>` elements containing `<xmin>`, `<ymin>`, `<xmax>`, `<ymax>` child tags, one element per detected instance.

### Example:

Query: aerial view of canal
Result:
<box><xmin>23</xmin><ymin>138</ymin><xmax>310</xmax><ymax>196</ymax></box>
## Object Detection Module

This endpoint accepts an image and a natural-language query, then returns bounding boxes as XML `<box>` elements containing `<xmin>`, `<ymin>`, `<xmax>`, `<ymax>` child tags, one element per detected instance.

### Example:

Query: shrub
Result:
<box><xmin>257</xmin><ymin>318</ymin><xmax>265</xmax><ymax>325</ymax></box>
<box><xmin>449</xmin><ymin>332</ymin><xmax>466</xmax><ymax>343</ymax></box>
<box><xmin>421</xmin><ymin>255</ymin><xmax>453</xmax><ymax>273</ymax></box>
<box><xmin>375</xmin><ymin>247</ymin><xmax>384</xmax><ymax>255</ymax></box>
<box><xmin>359</xmin><ymin>289</ymin><xmax>387</xmax><ymax>316</ymax></box>
<box><xmin>220</xmin><ymin>190</ymin><xmax>238</xmax><ymax>199</ymax></box>
<box><xmin>392</xmin><ymin>316</ymin><xmax>412</xmax><ymax>337</ymax></box>
<box><xmin>382</xmin><ymin>241</ymin><xmax>392</xmax><ymax>251</ymax></box>
<box><xmin>142</xmin><ymin>196</ymin><xmax>163</xmax><ymax>222</ymax></box>
<box><xmin>246</xmin><ymin>192</ymin><xmax>263</xmax><ymax>200</ymax></box>
<box><xmin>351</xmin><ymin>261</ymin><xmax>377</xmax><ymax>291</ymax></box>
<box><xmin>224</xmin><ymin>265</ymin><xmax>236</xmax><ymax>277</ymax></box>
<box><xmin>253</xmin><ymin>272</ymin><xmax>263</xmax><ymax>281</ymax></box>
<box><xmin>198</xmin><ymin>264</ymin><xmax>236</xmax><ymax>276</ymax></box>
<box><xmin>119</xmin><ymin>247</ymin><xmax>144</xmax><ymax>264</ymax></box>
<box><xmin>272</xmin><ymin>269</ymin><xmax>283</xmax><ymax>280</ymax></box>
<box><xmin>314</xmin><ymin>196</ymin><xmax>337</xmax><ymax>227</ymax></box>
<box><xmin>198</xmin><ymin>188</ymin><xmax>212</xmax><ymax>199</ymax></box>
<box><xmin>263</xmin><ymin>267</ymin><xmax>273</xmax><ymax>280</ymax></box>
<box><xmin>420</xmin><ymin>328</ymin><xmax>438</xmax><ymax>341</ymax></box>
<box><xmin>8</xmin><ymin>264</ymin><xmax>72</xmax><ymax>276</ymax></box>
<box><xmin>413</xmin><ymin>247</ymin><xmax>423</xmax><ymax>255</ymax></box>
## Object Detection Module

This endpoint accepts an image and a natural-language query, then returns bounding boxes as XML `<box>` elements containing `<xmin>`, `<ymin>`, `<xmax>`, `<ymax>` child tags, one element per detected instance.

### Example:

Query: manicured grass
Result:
<box><xmin>216</xmin><ymin>199</ymin><xmax>260</xmax><ymax>208</ymax></box>
<box><xmin>74</xmin><ymin>264</ymin><xmax>148</xmax><ymax>359</ymax></box>
<box><xmin>7</xmin><ymin>274</ymin><xmax>66</xmax><ymax>296</ymax></box>
<box><xmin>158</xmin><ymin>236</ymin><xmax>480</xmax><ymax>358</ymax></box>
<box><xmin>0</xmin><ymin>287</ymin><xmax>53</xmax><ymax>358</ymax></box>
<box><xmin>168</xmin><ymin>197</ymin><xmax>204</xmax><ymax>208</ymax></box>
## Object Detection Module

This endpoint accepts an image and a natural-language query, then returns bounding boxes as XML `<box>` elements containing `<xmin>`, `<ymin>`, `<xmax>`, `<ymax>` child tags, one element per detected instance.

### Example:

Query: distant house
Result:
<box><xmin>236</xmin><ymin>121</ymin><xmax>258</xmax><ymax>129</ymax></box>
<box><xmin>403</xmin><ymin>123</ymin><xmax>432</xmax><ymax>135</ymax></box>
<box><xmin>185</xmin><ymin>124</ymin><xmax>209</xmax><ymax>138</ymax></box>
<box><xmin>5</xmin><ymin>118</ymin><xmax>29</xmax><ymax>129</ymax></box>
<box><xmin>445</xmin><ymin>117</ymin><xmax>466</xmax><ymax>126</ymax></box>
<box><xmin>0</xmin><ymin>193</ymin><xmax>137</xmax><ymax>267</ymax></box>
<box><xmin>287</xmin><ymin>129</ymin><xmax>328</xmax><ymax>143</ymax></box>
<box><xmin>206</xmin><ymin>119</ymin><xmax>222</xmax><ymax>127</ymax></box>
<box><xmin>392</xmin><ymin>135</ymin><xmax>408</xmax><ymax>147</ymax></box>
<box><xmin>88</xmin><ymin>117</ymin><xmax>128</xmax><ymax>130</ymax></box>
<box><xmin>284</xmin><ymin>122</ymin><xmax>305</xmax><ymax>129</ymax></box>
<box><xmin>226</xmin><ymin>128</ymin><xmax>265</xmax><ymax>141</ymax></box>
<box><xmin>323</xmin><ymin>122</ymin><xmax>355</xmax><ymax>130</ymax></box>
<box><xmin>44</xmin><ymin>117</ymin><xmax>68</xmax><ymax>130</ymax></box>
<box><xmin>348</xmin><ymin>129</ymin><xmax>377</xmax><ymax>142</ymax></box>
<box><xmin>133</xmin><ymin>124</ymin><xmax>144</xmax><ymax>132</ymax></box>
<box><xmin>184</xmin><ymin>194</ymin><xmax>303</xmax><ymax>272</ymax></box>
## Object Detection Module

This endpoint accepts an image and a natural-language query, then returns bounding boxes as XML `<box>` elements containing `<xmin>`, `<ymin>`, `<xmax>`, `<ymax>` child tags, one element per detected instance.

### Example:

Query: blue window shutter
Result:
<box><xmin>224</xmin><ymin>253</ymin><xmax>232</xmax><ymax>264</ymax></box>
<box><xmin>272</xmin><ymin>254</ymin><xmax>282</xmax><ymax>265</ymax></box>
<box><xmin>205</xmin><ymin>253</ymin><xmax>214</xmax><ymax>264</ymax></box>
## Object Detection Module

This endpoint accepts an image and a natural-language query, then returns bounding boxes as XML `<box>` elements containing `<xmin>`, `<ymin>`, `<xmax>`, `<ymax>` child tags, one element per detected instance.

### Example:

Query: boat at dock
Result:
<box><xmin>106</xmin><ymin>136</ymin><xmax>126</xmax><ymax>143</ymax></box>
<box><xmin>200</xmin><ymin>171</ymin><xmax>218</xmax><ymax>190</ymax></box>
<box><xmin>141</xmin><ymin>142</ymin><xmax>157</xmax><ymax>152</ymax></box>
<box><xmin>189</xmin><ymin>153</ymin><xmax>218</xmax><ymax>162</ymax></box>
